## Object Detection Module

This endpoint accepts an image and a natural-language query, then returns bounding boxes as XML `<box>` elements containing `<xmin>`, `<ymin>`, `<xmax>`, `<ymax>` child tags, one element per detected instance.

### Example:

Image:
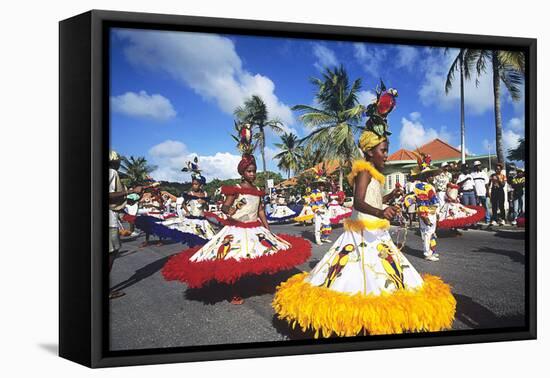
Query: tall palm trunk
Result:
<box><xmin>259</xmin><ymin>126</ymin><xmax>268</xmax><ymax>190</ymax></box>
<box><xmin>492</xmin><ymin>51</ymin><xmax>505</xmax><ymax>164</ymax></box>
<box><xmin>459</xmin><ymin>54</ymin><xmax>466</xmax><ymax>164</ymax></box>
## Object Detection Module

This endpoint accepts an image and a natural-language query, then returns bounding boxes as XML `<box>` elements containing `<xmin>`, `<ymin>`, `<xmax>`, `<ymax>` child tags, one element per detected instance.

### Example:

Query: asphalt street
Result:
<box><xmin>109</xmin><ymin>222</ymin><xmax>526</xmax><ymax>351</ymax></box>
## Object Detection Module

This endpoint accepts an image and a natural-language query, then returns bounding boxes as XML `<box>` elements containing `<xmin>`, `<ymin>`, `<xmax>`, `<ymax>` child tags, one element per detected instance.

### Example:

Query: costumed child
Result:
<box><xmin>310</xmin><ymin>167</ymin><xmax>332</xmax><ymax>245</ymax></box>
<box><xmin>162</xmin><ymin>124</ymin><xmax>311</xmax><ymax>305</ymax></box>
<box><xmin>327</xmin><ymin>186</ymin><xmax>352</xmax><ymax>225</ymax></box>
<box><xmin>266</xmin><ymin>190</ymin><xmax>297</xmax><ymax>223</ymax></box>
<box><xmin>273</xmin><ymin>82</ymin><xmax>456</xmax><ymax>337</ymax></box>
<box><xmin>406</xmin><ymin>153</ymin><xmax>442</xmax><ymax>261</ymax></box>
<box><xmin>177</xmin><ymin>157</ymin><xmax>216</xmax><ymax>241</ymax></box>
<box><xmin>293</xmin><ymin>187</ymin><xmax>314</xmax><ymax>225</ymax></box>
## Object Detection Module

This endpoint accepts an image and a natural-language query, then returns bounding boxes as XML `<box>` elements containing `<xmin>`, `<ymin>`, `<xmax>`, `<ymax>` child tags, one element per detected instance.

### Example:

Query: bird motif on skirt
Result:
<box><xmin>322</xmin><ymin>244</ymin><xmax>354</xmax><ymax>288</ymax></box>
<box><xmin>216</xmin><ymin>234</ymin><xmax>234</xmax><ymax>259</ymax></box>
<box><xmin>377</xmin><ymin>242</ymin><xmax>404</xmax><ymax>289</ymax></box>
<box><xmin>256</xmin><ymin>233</ymin><xmax>277</xmax><ymax>253</ymax></box>
<box><xmin>235</xmin><ymin>197</ymin><xmax>247</xmax><ymax>210</ymax></box>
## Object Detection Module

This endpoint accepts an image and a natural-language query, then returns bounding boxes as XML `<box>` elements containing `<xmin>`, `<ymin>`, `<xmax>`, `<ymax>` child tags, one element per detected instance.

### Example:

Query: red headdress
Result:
<box><xmin>234</xmin><ymin>122</ymin><xmax>257</xmax><ymax>176</ymax></box>
<box><xmin>238</xmin><ymin>154</ymin><xmax>256</xmax><ymax>175</ymax></box>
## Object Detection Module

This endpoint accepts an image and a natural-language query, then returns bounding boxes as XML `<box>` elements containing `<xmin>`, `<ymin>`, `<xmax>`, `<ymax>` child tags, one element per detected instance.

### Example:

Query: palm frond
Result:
<box><xmin>445</xmin><ymin>51</ymin><xmax>463</xmax><ymax>93</ymax></box>
<box><xmin>500</xmin><ymin>65</ymin><xmax>524</xmax><ymax>101</ymax></box>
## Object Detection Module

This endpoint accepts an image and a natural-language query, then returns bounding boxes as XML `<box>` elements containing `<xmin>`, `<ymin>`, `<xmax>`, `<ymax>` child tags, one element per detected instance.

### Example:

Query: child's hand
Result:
<box><xmin>382</xmin><ymin>206</ymin><xmax>398</xmax><ymax>220</ymax></box>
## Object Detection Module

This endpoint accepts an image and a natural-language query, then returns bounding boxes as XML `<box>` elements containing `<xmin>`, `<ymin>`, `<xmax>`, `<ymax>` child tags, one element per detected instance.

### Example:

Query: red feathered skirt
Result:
<box><xmin>162</xmin><ymin>220</ymin><xmax>311</xmax><ymax>288</ymax></box>
<box><xmin>437</xmin><ymin>203</ymin><xmax>486</xmax><ymax>229</ymax></box>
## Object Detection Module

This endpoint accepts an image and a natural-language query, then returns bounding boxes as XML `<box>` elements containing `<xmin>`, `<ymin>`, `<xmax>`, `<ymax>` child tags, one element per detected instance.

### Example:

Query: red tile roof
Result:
<box><xmin>387</xmin><ymin>138</ymin><xmax>463</xmax><ymax>161</ymax></box>
<box><xmin>387</xmin><ymin>149</ymin><xmax>418</xmax><ymax>161</ymax></box>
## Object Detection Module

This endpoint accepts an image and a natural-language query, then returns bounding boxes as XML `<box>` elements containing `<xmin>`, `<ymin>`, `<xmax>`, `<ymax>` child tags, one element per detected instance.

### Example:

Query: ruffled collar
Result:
<box><xmin>347</xmin><ymin>160</ymin><xmax>385</xmax><ymax>185</ymax></box>
<box><xmin>221</xmin><ymin>184</ymin><xmax>265</xmax><ymax>197</ymax></box>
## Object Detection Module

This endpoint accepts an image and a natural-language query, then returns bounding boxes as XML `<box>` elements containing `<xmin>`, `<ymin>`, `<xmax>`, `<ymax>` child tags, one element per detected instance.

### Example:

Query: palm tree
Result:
<box><xmin>469</xmin><ymin>50</ymin><xmax>524</xmax><ymax>163</ymax></box>
<box><xmin>273</xmin><ymin>133</ymin><xmax>303</xmax><ymax>179</ymax></box>
<box><xmin>119</xmin><ymin>156</ymin><xmax>157</xmax><ymax>187</ymax></box>
<box><xmin>508</xmin><ymin>138</ymin><xmax>525</xmax><ymax>162</ymax></box>
<box><xmin>234</xmin><ymin>95</ymin><xmax>284</xmax><ymax>190</ymax></box>
<box><xmin>445</xmin><ymin>48</ymin><xmax>476</xmax><ymax>164</ymax></box>
<box><xmin>297</xmin><ymin>144</ymin><xmax>324</xmax><ymax>173</ymax></box>
<box><xmin>292</xmin><ymin>65</ymin><xmax>365</xmax><ymax>189</ymax></box>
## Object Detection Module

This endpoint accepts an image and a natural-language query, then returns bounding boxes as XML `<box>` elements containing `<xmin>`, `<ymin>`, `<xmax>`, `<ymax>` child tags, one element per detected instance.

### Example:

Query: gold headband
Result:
<box><xmin>359</xmin><ymin>131</ymin><xmax>386</xmax><ymax>152</ymax></box>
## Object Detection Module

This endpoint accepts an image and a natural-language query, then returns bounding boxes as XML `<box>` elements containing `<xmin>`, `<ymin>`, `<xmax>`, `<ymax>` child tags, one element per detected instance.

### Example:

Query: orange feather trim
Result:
<box><xmin>343</xmin><ymin>218</ymin><xmax>390</xmax><ymax>231</ymax></box>
<box><xmin>273</xmin><ymin>273</ymin><xmax>456</xmax><ymax>338</ymax></box>
<box><xmin>347</xmin><ymin>160</ymin><xmax>385</xmax><ymax>186</ymax></box>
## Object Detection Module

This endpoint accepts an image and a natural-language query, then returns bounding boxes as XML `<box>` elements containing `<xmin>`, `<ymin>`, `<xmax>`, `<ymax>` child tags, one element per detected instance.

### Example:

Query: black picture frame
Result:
<box><xmin>59</xmin><ymin>9</ymin><xmax>537</xmax><ymax>368</ymax></box>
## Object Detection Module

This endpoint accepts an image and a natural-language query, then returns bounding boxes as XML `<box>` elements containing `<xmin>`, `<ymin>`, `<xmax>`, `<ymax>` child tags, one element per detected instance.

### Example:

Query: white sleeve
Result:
<box><xmin>109</xmin><ymin>169</ymin><xmax>117</xmax><ymax>193</ymax></box>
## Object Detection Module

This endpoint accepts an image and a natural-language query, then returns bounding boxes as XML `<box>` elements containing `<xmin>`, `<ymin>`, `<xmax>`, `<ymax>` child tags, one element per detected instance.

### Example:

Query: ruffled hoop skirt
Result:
<box><xmin>438</xmin><ymin>202</ymin><xmax>486</xmax><ymax>229</ymax></box>
<box><xmin>273</xmin><ymin>222</ymin><xmax>456</xmax><ymax>337</ymax></box>
<box><xmin>162</xmin><ymin>219</ymin><xmax>311</xmax><ymax>288</ymax></box>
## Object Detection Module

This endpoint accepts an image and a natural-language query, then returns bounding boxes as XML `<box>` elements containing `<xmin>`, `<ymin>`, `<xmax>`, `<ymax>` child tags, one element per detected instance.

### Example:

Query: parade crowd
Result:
<box><xmin>107</xmin><ymin>84</ymin><xmax>524</xmax><ymax>339</ymax></box>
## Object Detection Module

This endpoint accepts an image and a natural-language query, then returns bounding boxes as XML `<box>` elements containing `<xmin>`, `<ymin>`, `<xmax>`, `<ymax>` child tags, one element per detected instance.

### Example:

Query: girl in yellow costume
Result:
<box><xmin>273</xmin><ymin>83</ymin><xmax>456</xmax><ymax>337</ymax></box>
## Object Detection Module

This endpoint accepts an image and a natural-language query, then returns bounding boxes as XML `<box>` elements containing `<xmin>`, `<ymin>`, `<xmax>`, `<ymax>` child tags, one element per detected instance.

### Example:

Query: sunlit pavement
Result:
<box><xmin>109</xmin><ymin>221</ymin><xmax>525</xmax><ymax>351</ymax></box>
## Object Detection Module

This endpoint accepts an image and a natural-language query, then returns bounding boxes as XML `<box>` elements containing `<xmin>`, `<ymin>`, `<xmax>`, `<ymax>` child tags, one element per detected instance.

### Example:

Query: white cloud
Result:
<box><xmin>409</xmin><ymin>111</ymin><xmax>422</xmax><ymax>121</ymax></box>
<box><xmin>111</xmin><ymin>91</ymin><xmax>176</xmax><ymax>121</ymax></box>
<box><xmin>312</xmin><ymin>43</ymin><xmax>339</xmax><ymax>71</ymax></box>
<box><xmin>503</xmin><ymin>129</ymin><xmax>521</xmax><ymax>152</ymax></box>
<box><xmin>507</xmin><ymin>117</ymin><xmax>525</xmax><ymax>132</ymax></box>
<box><xmin>353</xmin><ymin>43</ymin><xmax>387</xmax><ymax>78</ymax></box>
<box><xmin>418</xmin><ymin>49</ymin><xmax>495</xmax><ymax>115</ymax></box>
<box><xmin>395</xmin><ymin>46</ymin><xmax>420</xmax><ymax>71</ymax></box>
<box><xmin>399</xmin><ymin>115</ymin><xmax>451</xmax><ymax>150</ymax></box>
<box><xmin>116</xmin><ymin>29</ymin><xmax>294</xmax><ymax>126</ymax></box>
<box><xmin>147</xmin><ymin>140</ymin><xmax>243</xmax><ymax>182</ymax></box>
<box><xmin>357</xmin><ymin>90</ymin><xmax>376</xmax><ymax>106</ymax></box>
<box><xmin>149</xmin><ymin>140</ymin><xmax>187</xmax><ymax>158</ymax></box>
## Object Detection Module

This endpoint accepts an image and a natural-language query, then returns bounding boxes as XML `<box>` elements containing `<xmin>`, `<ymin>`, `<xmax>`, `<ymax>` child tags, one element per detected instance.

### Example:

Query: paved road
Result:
<box><xmin>109</xmin><ymin>222</ymin><xmax>526</xmax><ymax>351</ymax></box>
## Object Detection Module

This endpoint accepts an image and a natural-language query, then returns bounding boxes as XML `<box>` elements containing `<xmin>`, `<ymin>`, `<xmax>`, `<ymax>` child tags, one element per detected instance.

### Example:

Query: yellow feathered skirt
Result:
<box><xmin>272</xmin><ymin>225</ymin><xmax>456</xmax><ymax>338</ymax></box>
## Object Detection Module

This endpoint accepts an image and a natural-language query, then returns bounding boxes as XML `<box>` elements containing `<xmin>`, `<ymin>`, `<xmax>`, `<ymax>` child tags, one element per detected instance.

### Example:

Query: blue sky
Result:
<box><xmin>110</xmin><ymin>28</ymin><xmax>525</xmax><ymax>181</ymax></box>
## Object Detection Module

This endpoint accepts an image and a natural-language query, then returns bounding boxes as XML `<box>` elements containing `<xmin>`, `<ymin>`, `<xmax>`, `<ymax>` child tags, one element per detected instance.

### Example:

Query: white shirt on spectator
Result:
<box><xmin>457</xmin><ymin>173</ymin><xmax>474</xmax><ymax>191</ymax></box>
<box><xmin>471</xmin><ymin>170</ymin><xmax>489</xmax><ymax>196</ymax></box>
<box><xmin>109</xmin><ymin>168</ymin><xmax>119</xmax><ymax>228</ymax></box>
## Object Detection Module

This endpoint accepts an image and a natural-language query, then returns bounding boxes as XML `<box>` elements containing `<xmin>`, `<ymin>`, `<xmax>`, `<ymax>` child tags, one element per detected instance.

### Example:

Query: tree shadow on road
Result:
<box><xmin>436</xmin><ymin>229</ymin><xmax>466</xmax><ymax>238</ymax></box>
<box><xmin>493</xmin><ymin>230</ymin><xmax>525</xmax><ymax>240</ymax></box>
<box><xmin>454</xmin><ymin>293</ymin><xmax>525</xmax><ymax>329</ymax></box>
<box><xmin>184</xmin><ymin>268</ymin><xmax>302</xmax><ymax>305</ymax></box>
<box><xmin>300</xmin><ymin>230</ymin><xmax>316</xmax><ymax>243</ymax></box>
<box><xmin>110</xmin><ymin>255</ymin><xmax>171</xmax><ymax>292</ymax></box>
<box><xmin>472</xmin><ymin>246</ymin><xmax>525</xmax><ymax>265</ymax></box>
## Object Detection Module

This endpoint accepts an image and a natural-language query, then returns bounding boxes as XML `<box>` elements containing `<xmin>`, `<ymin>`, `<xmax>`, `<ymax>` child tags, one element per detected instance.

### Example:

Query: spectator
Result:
<box><xmin>489</xmin><ymin>164</ymin><xmax>507</xmax><ymax>225</ymax></box>
<box><xmin>506</xmin><ymin>168</ymin><xmax>517</xmax><ymax>222</ymax></box>
<box><xmin>510</xmin><ymin>169</ymin><xmax>525</xmax><ymax>225</ymax></box>
<box><xmin>433</xmin><ymin>162</ymin><xmax>453</xmax><ymax>204</ymax></box>
<box><xmin>457</xmin><ymin>164</ymin><xmax>476</xmax><ymax>206</ymax></box>
<box><xmin>471</xmin><ymin>160</ymin><xmax>490</xmax><ymax>223</ymax></box>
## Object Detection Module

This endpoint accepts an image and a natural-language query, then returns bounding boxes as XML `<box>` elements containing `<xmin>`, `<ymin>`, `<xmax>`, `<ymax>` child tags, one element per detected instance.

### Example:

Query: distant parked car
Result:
<box><xmin>343</xmin><ymin>197</ymin><xmax>354</xmax><ymax>208</ymax></box>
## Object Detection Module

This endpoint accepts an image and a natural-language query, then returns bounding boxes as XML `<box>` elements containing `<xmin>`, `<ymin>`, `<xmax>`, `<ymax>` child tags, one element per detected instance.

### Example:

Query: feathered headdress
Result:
<box><xmin>234</xmin><ymin>122</ymin><xmax>257</xmax><ymax>175</ymax></box>
<box><xmin>181</xmin><ymin>156</ymin><xmax>206</xmax><ymax>184</ymax></box>
<box><xmin>359</xmin><ymin>80</ymin><xmax>398</xmax><ymax>151</ymax></box>
<box><xmin>410</xmin><ymin>150</ymin><xmax>440</xmax><ymax>178</ymax></box>
<box><xmin>312</xmin><ymin>163</ymin><xmax>328</xmax><ymax>183</ymax></box>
